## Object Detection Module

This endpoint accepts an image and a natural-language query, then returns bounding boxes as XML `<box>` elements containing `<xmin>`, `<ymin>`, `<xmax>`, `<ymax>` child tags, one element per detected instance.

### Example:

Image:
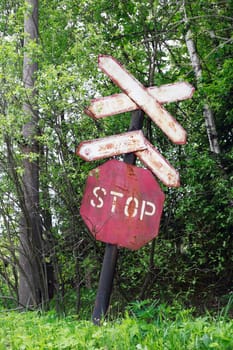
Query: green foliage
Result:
<box><xmin>0</xmin><ymin>305</ymin><xmax>233</xmax><ymax>349</ymax></box>
<box><xmin>0</xmin><ymin>0</ymin><xmax>232</xmax><ymax>315</ymax></box>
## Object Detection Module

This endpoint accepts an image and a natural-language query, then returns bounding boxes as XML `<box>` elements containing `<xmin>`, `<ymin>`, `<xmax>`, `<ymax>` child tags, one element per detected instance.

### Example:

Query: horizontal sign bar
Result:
<box><xmin>77</xmin><ymin>128</ymin><xmax>180</xmax><ymax>187</ymax></box>
<box><xmin>77</xmin><ymin>130</ymin><xmax>147</xmax><ymax>161</ymax></box>
<box><xmin>85</xmin><ymin>82</ymin><xmax>194</xmax><ymax>119</ymax></box>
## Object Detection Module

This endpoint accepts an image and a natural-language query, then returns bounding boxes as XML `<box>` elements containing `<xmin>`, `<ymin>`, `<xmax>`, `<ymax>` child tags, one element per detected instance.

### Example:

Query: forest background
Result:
<box><xmin>0</xmin><ymin>0</ymin><xmax>232</xmax><ymax>317</ymax></box>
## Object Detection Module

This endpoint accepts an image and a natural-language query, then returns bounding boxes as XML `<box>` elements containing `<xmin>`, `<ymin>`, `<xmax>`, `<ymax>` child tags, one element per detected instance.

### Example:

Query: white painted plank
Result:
<box><xmin>98</xmin><ymin>55</ymin><xmax>187</xmax><ymax>145</ymax></box>
<box><xmin>85</xmin><ymin>82</ymin><xmax>194</xmax><ymax>119</ymax></box>
<box><xmin>136</xmin><ymin>140</ymin><xmax>180</xmax><ymax>187</ymax></box>
<box><xmin>77</xmin><ymin>130</ymin><xmax>147</xmax><ymax>161</ymax></box>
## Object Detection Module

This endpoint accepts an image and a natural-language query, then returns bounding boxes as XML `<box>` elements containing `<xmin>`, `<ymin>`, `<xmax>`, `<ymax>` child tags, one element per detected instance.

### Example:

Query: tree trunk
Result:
<box><xmin>183</xmin><ymin>6</ymin><xmax>220</xmax><ymax>154</ymax></box>
<box><xmin>18</xmin><ymin>0</ymin><xmax>46</xmax><ymax>308</ymax></box>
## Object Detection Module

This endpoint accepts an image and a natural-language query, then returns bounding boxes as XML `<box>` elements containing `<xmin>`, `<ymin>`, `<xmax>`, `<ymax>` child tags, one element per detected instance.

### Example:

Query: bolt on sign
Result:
<box><xmin>77</xmin><ymin>55</ymin><xmax>194</xmax><ymax>250</ymax></box>
<box><xmin>80</xmin><ymin>160</ymin><xmax>165</xmax><ymax>250</ymax></box>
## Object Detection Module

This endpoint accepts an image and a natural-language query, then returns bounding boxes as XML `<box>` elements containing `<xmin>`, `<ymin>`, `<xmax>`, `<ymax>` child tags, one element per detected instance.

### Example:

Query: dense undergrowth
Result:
<box><xmin>0</xmin><ymin>298</ymin><xmax>232</xmax><ymax>350</ymax></box>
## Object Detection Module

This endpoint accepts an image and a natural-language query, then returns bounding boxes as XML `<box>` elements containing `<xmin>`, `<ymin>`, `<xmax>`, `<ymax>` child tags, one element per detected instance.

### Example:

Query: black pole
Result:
<box><xmin>92</xmin><ymin>243</ymin><xmax>118</xmax><ymax>325</ymax></box>
<box><xmin>92</xmin><ymin>110</ymin><xmax>144</xmax><ymax>325</ymax></box>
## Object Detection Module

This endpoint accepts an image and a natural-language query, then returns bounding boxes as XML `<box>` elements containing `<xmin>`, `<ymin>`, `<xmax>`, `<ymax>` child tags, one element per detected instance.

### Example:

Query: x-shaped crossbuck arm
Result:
<box><xmin>77</xmin><ymin>130</ymin><xmax>180</xmax><ymax>187</ymax></box>
<box><xmin>77</xmin><ymin>55</ymin><xmax>194</xmax><ymax>187</ymax></box>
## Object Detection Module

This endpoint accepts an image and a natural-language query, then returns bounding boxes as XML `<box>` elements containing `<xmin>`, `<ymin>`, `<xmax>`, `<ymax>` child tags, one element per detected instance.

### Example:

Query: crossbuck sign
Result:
<box><xmin>77</xmin><ymin>55</ymin><xmax>194</xmax><ymax>187</ymax></box>
<box><xmin>77</xmin><ymin>56</ymin><xmax>194</xmax><ymax>322</ymax></box>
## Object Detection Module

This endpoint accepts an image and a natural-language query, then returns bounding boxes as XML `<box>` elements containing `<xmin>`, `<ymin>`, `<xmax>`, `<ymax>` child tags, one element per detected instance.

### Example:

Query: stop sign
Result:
<box><xmin>80</xmin><ymin>159</ymin><xmax>165</xmax><ymax>250</ymax></box>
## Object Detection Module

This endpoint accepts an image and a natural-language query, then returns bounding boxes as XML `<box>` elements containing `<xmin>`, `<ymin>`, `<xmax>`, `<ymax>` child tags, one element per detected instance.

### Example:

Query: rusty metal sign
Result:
<box><xmin>77</xmin><ymin>130</ymin><xmax>147</xmax><ymax>161</ymax></box>
<box><xmin>85</xmin><ymin>82</ymin><xmax>194</xmax><ymax>120</ymax></box>
<box><xmin>98</xmin><ymin>55</ymin><xmax>187</xmax><ymax>145</ymax></box>
<box><xmin>77</xmin><ymin>55</ymin><xmax>195</xmax><ymax>188</ymax></box>
<box><xmin>80</xmin><ymin>159</ymin><xmax>165</xmax><ymax>250</ymax></box>
<box><xmin>77</xmin><ymin>130</ymin><xmax>180</xmax><ymax>187</ymax></box>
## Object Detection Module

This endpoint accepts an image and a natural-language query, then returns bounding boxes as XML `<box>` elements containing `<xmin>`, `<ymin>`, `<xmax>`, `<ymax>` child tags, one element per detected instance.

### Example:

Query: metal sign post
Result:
<box><xmin>92</xmin><ymin>110</ymin><xmax>144</xmax><ymax>325</ymax></box>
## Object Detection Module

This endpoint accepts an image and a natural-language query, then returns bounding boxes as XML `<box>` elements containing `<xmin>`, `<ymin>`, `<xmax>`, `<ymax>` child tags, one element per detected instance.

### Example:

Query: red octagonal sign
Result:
<box><xmin>80</xmin><ymin>159</ymin><xmax>165</xmax><ymax>250</ymax></box>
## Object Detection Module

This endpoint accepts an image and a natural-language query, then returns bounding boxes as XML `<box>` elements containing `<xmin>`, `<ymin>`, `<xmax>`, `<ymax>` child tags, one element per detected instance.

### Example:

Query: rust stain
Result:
<box><xmin>126</xmin><ymin>164</ymin><xmax>136</xmax><ymax>177</ymax></box>
<box><xmin>127</xmin><ymin>198</ymin><xmax>137</xmax><ymax>217</ymax></box>
<box><xmin>99</xmin><ymin>143</ymin><xmax>114</xmax><ymax>152</ymax></box>
<box><xmin>148</xmin><ymin>155</ymin><xmax>163</xmax><ymax>169</ymax></box>
<box><xmin>168</xmin><ymin>121</ymin><xmax>176</xmax><ymax>131</ymax></box>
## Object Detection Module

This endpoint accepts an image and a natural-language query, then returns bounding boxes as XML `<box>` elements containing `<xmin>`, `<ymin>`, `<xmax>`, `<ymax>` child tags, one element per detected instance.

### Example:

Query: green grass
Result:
<box><xmin>0</xmin><ymin>305</ymin><xmax>232</xmax><ymax>349</ymax></box>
